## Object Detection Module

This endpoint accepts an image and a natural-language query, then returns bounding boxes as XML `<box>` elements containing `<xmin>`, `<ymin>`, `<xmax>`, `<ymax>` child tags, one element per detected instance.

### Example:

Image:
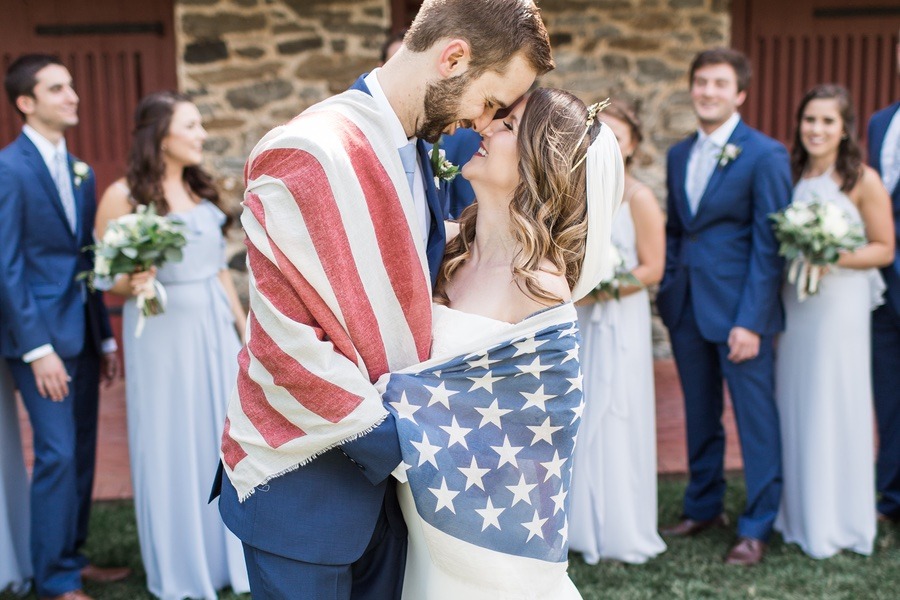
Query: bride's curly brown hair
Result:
<box><xmin>435</xmin><ymin>88</ymin><xmax>599</xmax><ymax>306</ymax></box>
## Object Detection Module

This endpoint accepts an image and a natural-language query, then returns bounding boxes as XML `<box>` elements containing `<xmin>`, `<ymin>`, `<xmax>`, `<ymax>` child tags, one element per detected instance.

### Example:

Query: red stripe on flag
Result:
<box><xmin>247</xmin><ymin>312</ymin><xmax>364</xmax><ymax>423</ymax></box>
<box><xmin>236</xmin><ymin>345</ymin><xmax>306</xmax><ymax>448</ymax></box>
<box><xmin>244</xmin><ymin>192</ymin><xmax>357</xmax><ymax>362</ymax></box>
<box><xmin>337</xmin><ymin>120</ymin><xmax>433</xmax><ymax>361</ymax></box>
<box><xmin>248</xmin><ymin>147</ymin><xmax>390</xmax><ymax>380</ymax></box>
<box><xmin>221</xmin><ymin>418</ymin><xmax>247</xmax><ymax>471</ymax></box>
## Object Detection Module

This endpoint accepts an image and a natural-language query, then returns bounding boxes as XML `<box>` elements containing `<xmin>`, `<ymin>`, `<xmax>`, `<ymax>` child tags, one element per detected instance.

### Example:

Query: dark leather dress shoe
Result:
<box><xmin>81</xmin><ymin>563</ymin><xmax>131</xmax><ymax>583</ymax></box>
<box><xmin>660</xmin><ymin>513</ymin><xmax>729</xmax><ymax>537</ymax></box>
<box><xmin>40</xmin><ymin>590</ymin><xmax>93</xmax><ymax>600</ymax></box>
<box><xmin>725</xmin><ymin>537</ymin><xmax>766</xmax><ymax>565</ymax></box>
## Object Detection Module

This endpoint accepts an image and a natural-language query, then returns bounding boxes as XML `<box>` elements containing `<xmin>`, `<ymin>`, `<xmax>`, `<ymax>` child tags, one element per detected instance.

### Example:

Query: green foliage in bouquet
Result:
<box><xmin>591</xmin><ymin>245</ymin><xmax>643</xmax><ymax>301</ymax></box>
<box><xmin>430</xmin><ymin>138</ymin><xmax>461</xmax><ymax>185</ymax></box>
<box><xmin>78</xmin><ymin>204</ymin><xmax>187</xmax><ymax>290</ymax></box>
<box><xmin>769</xmin><ymin>199</ymin><xmax>866</xmax><ymax>266</ymax></box>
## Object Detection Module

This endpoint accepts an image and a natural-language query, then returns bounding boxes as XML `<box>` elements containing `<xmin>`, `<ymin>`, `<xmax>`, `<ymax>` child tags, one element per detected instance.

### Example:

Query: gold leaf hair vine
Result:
<box><xmin>571</xmin><ymin>98</ymin><xmax>611</xmax><ymax>173</ymax></box>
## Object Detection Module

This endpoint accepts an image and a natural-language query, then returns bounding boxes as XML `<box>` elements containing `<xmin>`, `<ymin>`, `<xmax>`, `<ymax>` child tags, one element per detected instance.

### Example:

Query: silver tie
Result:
<box><xmin>53</xmin><ymin>149</ymin><xmax>77</xmax><ymax>233</ymax></box>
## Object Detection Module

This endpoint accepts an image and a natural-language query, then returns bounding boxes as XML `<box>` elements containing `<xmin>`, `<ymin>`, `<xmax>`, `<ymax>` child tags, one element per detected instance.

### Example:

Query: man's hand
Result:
<box><xmin>727</xmin><ymin>326</ymin><xmax>760</xmax><ymax>363</ymax></box>
<box><xmin>101</xmin><ymin>351</ymin><xmax>120</xmax><ymax>386</ymax></box>
<box><xmin>31</xmin><ymin>352</ymin><xmax>70</xmax><ymax>401</ymax></box>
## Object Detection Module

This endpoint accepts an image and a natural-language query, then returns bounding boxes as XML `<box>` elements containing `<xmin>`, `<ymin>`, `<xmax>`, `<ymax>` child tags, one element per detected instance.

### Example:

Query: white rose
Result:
<box><xmin>94</xmin><ymin>255</ymin><xmax>110</xmax><ymax>276</ymax></box>
<box><xmin>103</xmin><ymin>226</ymin><xmax>127</xmax><ymax>246</ymax></box>
<box><xmin>785</xmin><ymin>205</ymin><xmax>813</xmax><ymax>226</ymax></box>
<box><xmin>72</xmin><ymin>161</ymin><xmax>89</xmax><ymax>178</ymax></box>
<box><xmin>820</xmin><ymin>206</ymin><xmax>850</xmax><ymax>238</ymax></box>
<box><xmin>117</xmin><ymin>213</ymin><xmax>139</xmax><ymax>227</ymax></box>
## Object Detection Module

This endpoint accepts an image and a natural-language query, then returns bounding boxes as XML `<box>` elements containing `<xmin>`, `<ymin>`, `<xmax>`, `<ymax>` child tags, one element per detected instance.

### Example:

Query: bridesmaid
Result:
<box><xmin>774</xmin><ymin>84</ymin><xmax>894</xmax><ymax>559</ymax></box>
<box><xmin>95</xmin><ymin>92</ymin><xmax>249</xmax><ymax>599</ymax></box>
<box><xmin>0</xmin><ymin>361</ymin><xmax>31</xmax><ymax>596</ymax></box>
<box><xmin>568</xmin><ymin>100</ymin><xmax>667</xmax><ymax>564</ymax></box>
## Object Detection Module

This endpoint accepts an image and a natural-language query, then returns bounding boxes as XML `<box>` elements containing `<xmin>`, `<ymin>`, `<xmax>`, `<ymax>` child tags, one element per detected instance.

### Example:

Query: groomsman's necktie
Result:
<box><xmin>399</xmin><ymin>141</ymin><xmax>418</xmax><ymax>195</ymax></box>
<box><xmin>686</xmin><ymin>138</ymin><xmax>717</xmax><ymax>214</ymax></box>
<box><xmin>885</xmin><ymin>136</ymin><xmax>900</xmax><ymax>195</ymax></box>
<box><xmin>52</xmin><ymin>149</ymin><xmax>77</xmax><ymax>233</ymax></box>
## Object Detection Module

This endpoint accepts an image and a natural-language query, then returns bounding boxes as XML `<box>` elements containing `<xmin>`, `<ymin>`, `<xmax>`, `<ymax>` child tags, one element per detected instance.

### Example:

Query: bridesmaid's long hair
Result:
<box><xmin>435</xmin><ymin>88</ymin><xmax>595</xmax><ymax>306</ymax></box>
<box><xmin>790</xmin><ymin>84</ymin><xmax>862</xmax><ymax>193</ymax></box>
<box><xmin>126</xmin><ymin>91</ymin><xmax>229</xmax><ymax>227</ymax></box>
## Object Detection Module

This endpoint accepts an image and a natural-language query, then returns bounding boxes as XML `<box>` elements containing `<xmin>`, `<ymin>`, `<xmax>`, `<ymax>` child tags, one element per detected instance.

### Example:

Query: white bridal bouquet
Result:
<box><xmin>769</xmin><ymin>199</ymin><xmax>866</xmax><ymax>300</ymax></box>
<box><xmin>80</xmin><ymin>205</ymin><xmax>187</xmax><ymax>335</ymax></box>
<box><xmin>591</xmin><ymin>245</ymin><xmax>642</xmax><ymax>301</ymax></box>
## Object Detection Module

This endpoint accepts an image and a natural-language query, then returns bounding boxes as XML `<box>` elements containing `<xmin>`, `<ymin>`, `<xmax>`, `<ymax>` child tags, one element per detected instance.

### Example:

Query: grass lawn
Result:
<box><xmin>3</xmin><ymin>477</ymin><xmax>899</xmax><ymax>599</ymax></box>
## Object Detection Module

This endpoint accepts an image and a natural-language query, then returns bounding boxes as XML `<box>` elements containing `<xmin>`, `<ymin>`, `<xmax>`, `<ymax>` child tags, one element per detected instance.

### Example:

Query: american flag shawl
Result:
<box><xmin>378</xmin><ymin>302</ymin><xmax>584</xmax><ymax>576</ymax></box>
<box><xmin>221</xmin><ymin>90</ymin><xmax>434</xmax><ymax>500</ymax></box>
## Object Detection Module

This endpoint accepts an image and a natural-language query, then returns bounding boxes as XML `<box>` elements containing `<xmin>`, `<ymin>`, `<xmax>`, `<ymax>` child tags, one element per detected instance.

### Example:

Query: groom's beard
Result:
<box><xmin>417</xmin><ymin>72</ymin><xmax>472</xmax><ymax>144</ymax></box>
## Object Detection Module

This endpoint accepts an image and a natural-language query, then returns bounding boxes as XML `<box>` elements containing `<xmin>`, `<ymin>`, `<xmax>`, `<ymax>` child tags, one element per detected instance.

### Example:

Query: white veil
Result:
<box><xmin>571</xmin><ymin>121</ymin><xmax>626</xmax><ymax>302</ymax></box>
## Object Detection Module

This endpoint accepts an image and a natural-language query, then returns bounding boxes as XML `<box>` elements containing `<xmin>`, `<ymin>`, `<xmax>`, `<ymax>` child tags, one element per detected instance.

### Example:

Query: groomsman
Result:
<box><xmin>868</xmin><ymin>32</ymin><xmax>900</xmax><ymax>523</ymax></box>
<box><xmin>0</xmin><ymin>55</ymin><xmax>126</xmax><ymax>600</ymax></box>
<box><xmin>657</xmin><ymin>47</ymin><xmax>792</xmax><ymax>565</ymax></box>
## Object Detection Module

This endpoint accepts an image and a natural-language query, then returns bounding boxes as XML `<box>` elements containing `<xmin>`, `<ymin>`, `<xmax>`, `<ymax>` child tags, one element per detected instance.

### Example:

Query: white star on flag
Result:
<box><xmin>561</xmin><ymin>345</ymin><xmax>579</xmax><ymax>364</ymax></box>
<box><xmin>520</xmin><ymin>385</ymin><xmax>554</xmax><ymax>412</ymax></box>
<box><xmin>389</xmin><ymin>391</ymin><xmax>421</xmax><ymax>424</ymax></box>
<box><xmin>514</xmin><ymin>356</ymin><xmax>553</xmax><ymax>378</ymax></box>
<box><xmin>565</xmin><ymin>373</ymin><xmax>583</xmax><ymax>394</ymax></box>
<box><xmin>512</xmin><ymin>336</ymin><xmax>549</xmax><ymax>357</ymax></box>
<box><xmin>411</xmin><ymin>432</ymin><xmax>442</xmax><ymax>468</ymax></box>
<box><xmin>526</xmin><ymin>416</ymin><xmax>563</xmax><ymax>446</ymax></box>
<box><xmin>475</xmin><ymin>497</ymin><xmax>505</xmax><ymax>531</ymax></box>
<box><xmin>540</xmin><ymin>450</ymin><xmax>566</xmax><ymax>482</ymax></box>
<box><xmin>475</xmin><ymin>399</ymin><xmax>512</xmax><ymax>429</ymax></box>
<box><xmin>428</xmin><ymin>477</ymin><xmax>459</xmax><ymax>514</ymax></box>
<box><xmin>467</xmin><ymin>371</ymin><xmax>503</xmax><ymax>393</ymax></box>
<box><xmin>458</xmin><ymin>456</ymin><xmax>491</xmax><ymax>491</ymax></box>
<box><xmin>466</xmin><ymin>353</ymin><xmax>499</xmax><ymax>370</ymax></box>
<box><xmin>522</xmin><ymin>510</ymin><xmax>548</xmax><ymax>542</ymax></box>
<box><xmin>506</xmin><ymin>474</ymin><xmax>537</xmax><ymax>506</ymax></box>
<box><xmin>439</xmin><ymin>416</ymin><xmax>472</xmax><ymax>449</ymax></box>
<box><xmin>559</xmin><ymin>323</ymin><xmax>579</xmax><ymax>338</ymax></box>
<box><xmin>550</xmin><ymin>486</ymin><xmax>568</xmax><ymax>515</ymax></box>
<box><xmin>570</xmin><ymin>400</ymin><xmax>585</xmax><ymax>425</ymax></box>
<box><xmin>558</xmin><ymin>519</ymin><xmax>569</xmax><ymax>544</ymax></box>
<box><xmin>491</xmin><ymin>435</ymin><xmax>524</xmax><ymax>468</ymax></box>
<box><xmin>424</xmin><ymin>381</ymin><xmax>458</xmax><ymax>409</ymax></box>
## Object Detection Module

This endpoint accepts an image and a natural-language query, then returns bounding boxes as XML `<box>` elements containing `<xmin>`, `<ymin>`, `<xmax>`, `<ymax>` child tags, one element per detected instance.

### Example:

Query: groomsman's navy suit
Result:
<box><xmin>657</xmin><ymin>119</ymin><xmax>791</xmax><ymax>541</ymax></box>
<box><xmin>0</xmin><ymin>133</ymin><xmax>113</xmax><ymax>597</ymax></box>
<box><xmin>868</xmin><ymin>101</ymin><xmax>900</xmax><ymax>520</ymax></box>
<box><xmin>216</xmin><ymin>75</ymin><xmax>446</xmax><ymax>599</ymax></box>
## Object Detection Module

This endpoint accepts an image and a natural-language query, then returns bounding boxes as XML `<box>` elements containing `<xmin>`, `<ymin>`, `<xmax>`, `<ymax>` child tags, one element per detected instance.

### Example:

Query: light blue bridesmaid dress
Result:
<box><xmin>123</xmin><ymin>200</ymin><xmax>249</xmax><ymax>599</ymax></box>
<box><xmin>0</xmin><ymin>362</ymin><xmax>31</xmax><ymax>596</ymax></box>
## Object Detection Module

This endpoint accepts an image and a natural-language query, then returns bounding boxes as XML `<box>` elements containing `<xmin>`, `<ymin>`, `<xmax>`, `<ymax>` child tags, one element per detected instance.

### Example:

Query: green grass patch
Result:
<box><xmin>3</xmin><ymin>477</ymin><xmax>899</xmax><ymax>599</ymax></box>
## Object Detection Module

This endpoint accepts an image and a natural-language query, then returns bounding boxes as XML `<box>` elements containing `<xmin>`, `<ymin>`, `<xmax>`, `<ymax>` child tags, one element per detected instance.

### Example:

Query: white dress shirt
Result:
<box><xmin>364</xmin><ymin>69</ymin><xmax>429</xmax><ymax>242</ymax></box>
<box><xmin>20</xmin><ymin>125</ymin><xmax>116</xmax><ymax>362</ymax></box>
<box><xmin>686</xmin><ymin>112</ymin><xmax>742</xmax><ymax>214</ymax></box>
<box><xmin>880</xmin><ymin>108</ymin><xmax>900</xmax><ymax>195</ymax></box>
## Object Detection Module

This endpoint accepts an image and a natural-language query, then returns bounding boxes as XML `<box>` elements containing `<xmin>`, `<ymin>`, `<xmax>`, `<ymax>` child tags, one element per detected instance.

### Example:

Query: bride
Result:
<box><xmin>379</xmin><ymin>88</ymin><xmax>623</xmax><ymax>599</ymax></box>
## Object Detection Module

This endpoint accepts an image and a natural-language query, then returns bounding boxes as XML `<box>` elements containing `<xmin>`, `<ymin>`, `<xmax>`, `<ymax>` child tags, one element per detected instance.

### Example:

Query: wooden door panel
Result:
<box><xmin>734</xmin><ymin>0</ymin><xmax>899</xmax><ymax>147</ymax></box>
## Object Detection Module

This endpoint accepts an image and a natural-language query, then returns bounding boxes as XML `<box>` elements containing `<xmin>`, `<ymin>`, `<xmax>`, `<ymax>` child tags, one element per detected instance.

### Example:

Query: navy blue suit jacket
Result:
<box><xmin>440</xmin><ymin>128</ymin><xmax>481</xmax><ymax>219</ymax></box>
<box><xmin>0</xmin><ymin>133</ymin><xmax>111</xmax><ymax>360</ymax></box>
<box><xmin>657</xmin><ymin>120</ymin><xmax>792</xmax><ymax>342</ymax></box>
<box><xmin>868</xmin><ymin>102</ymin><xmax>900</xmax><ymax>314</ymax></box>
<box><xmin>218</xmin><ymin>76</ymin><xmax>447</xmax><ymax>564</ymax></box>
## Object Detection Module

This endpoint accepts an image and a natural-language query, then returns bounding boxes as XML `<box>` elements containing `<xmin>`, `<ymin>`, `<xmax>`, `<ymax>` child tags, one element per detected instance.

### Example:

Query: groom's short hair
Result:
<box><xmin>405</xmin><ymin>0</ymin><xmax>554</xmax><ymax>78</ymax></box>
<box><xmin>689</xmin><ymin>47</ymin><xmax>752</xmax><ymax>93</ymax></box>
<box><xmin>5</xmin><ymin>54</ymin><xmax>65</xmax><ymax>118</ymax></box>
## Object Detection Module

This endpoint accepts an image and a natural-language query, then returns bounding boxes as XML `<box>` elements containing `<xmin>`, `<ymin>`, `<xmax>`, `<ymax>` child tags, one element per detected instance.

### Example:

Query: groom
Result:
<box><xmin>657</xmin><ymin>47</ymin><xmax>791</xmax><ymax>566</ymax></box>
<box><xmin>213</xmin><ymin>1</ymin><xmax>553</xmax><ymax>598</ymax></box>
<box><xmin>0</xmin><ymin>54</ymin><xmax>124</xmax><ymax>600</ymax></box>
<box><xmin>868</xmin><ymin>31</ymin><xmax>900</xmax><ymax>524</ymax></box>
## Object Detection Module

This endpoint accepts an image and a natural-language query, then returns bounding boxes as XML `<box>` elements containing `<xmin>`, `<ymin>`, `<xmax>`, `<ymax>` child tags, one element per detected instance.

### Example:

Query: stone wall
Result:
<box><xmin>174</xmin><ymin>0</ymin><xmax>731</xmax><ymax>354</ymax></box>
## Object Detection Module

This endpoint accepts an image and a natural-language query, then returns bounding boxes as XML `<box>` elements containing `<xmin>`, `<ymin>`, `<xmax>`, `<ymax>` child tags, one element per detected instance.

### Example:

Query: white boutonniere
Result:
<box><xmin>429</xmin><ymin>140</ymin><xmax>460</xmax><ymax>187</ymax></box>
<box><xmin>72</xmin><ymin>161</ymin><xmax>90</xmax><ymax>188</ymax></box>
<box><xmin>716</xmin><ymin>143</ymin><xmax>741</xmax><ymax>168</ymax></box>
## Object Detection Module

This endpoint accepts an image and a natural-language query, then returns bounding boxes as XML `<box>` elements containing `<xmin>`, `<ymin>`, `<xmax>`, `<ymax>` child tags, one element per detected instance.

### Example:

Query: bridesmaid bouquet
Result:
<box><xmin>591</xmin><ymin>245</ymin><xmax>641</xmax><ymax>301</ymax></box>
<box><xmin>81</xmin><ymin>205</ymin><xmax>187</xmax><ymax>334</ymax></box>
<box><xmin>769</xmin><ymin>200</ymin><xmax>866</xmax><ymax>300</ymax></box>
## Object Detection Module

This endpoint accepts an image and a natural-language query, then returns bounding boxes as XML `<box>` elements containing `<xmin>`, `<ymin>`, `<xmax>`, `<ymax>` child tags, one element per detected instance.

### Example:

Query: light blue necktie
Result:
<box><xmin>399</xmin><ymin>141</ymin><xmax>417</xmax><ymax>195</ymax></box>
<box><xmin>686</xmin><ymin>138</ymin><xmax>717</xmax><ymax>214</ymax></box>
<box><xmin>52</xmin><ymin>149</ymin><xmax>77</xmax><ymax>233</ymax></box>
